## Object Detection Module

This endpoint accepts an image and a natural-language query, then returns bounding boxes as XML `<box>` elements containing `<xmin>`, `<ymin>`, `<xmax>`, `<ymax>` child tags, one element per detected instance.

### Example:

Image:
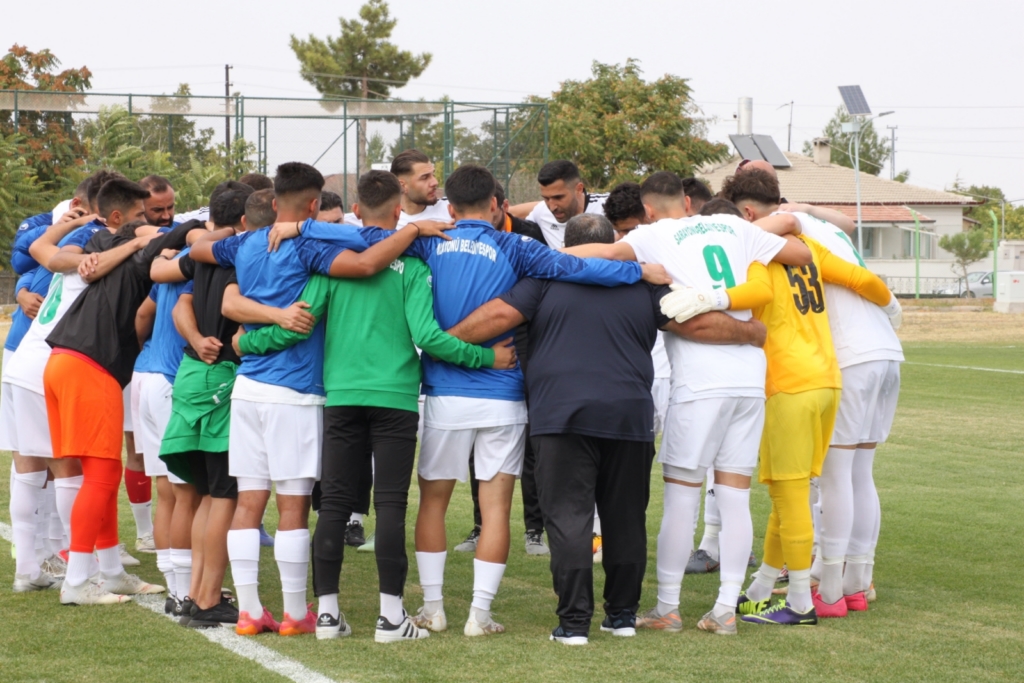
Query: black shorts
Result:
<box><xmin>187</xmin><ymin>451</ymin><xmax>238</xmax><ymax>499</ymax></box>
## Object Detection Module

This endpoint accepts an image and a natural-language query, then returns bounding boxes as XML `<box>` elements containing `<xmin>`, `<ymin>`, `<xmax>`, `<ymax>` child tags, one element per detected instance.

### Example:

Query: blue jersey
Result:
<box><xmin>134</xmin><ymin>290</ymin><xmax>159</xmax><ymax>374</ymax></box>
<box><xmin>305</xmin><ymin>218</ymin><xmax>643</xmax><ymax>401</ymax></box>
<box><xmin>5</xmin><ymin>223</ymin><xmax>107</xmax><ymax>352</ymax></box>
<box><xmin>12</xmin><ymin>213</ymin><xmax>54</xmax><ymax>275</ymax></box>
<box><xmin>212</xmin><ymin>226</ymin><xmax>369</xmax><ymax>395</ymax></box>
<box><xmin>148</xmin><ymin>251</ymin><xmax>191</xmax><ymax>384</ymax></box>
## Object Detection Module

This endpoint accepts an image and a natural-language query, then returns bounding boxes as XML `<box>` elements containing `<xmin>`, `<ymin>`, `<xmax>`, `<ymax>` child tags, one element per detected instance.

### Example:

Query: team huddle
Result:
<box><xmin>3</xmin><ymin>149</ymin><xmax>903</xmax><ymax>645</ymax></box>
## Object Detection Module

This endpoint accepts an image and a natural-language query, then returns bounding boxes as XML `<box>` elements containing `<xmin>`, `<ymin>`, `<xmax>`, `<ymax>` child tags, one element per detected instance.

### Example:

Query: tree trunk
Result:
<box><xmin>356</xmin><ymin>76</ymin><xmax>369</xmax><ymax>179</ymax></box>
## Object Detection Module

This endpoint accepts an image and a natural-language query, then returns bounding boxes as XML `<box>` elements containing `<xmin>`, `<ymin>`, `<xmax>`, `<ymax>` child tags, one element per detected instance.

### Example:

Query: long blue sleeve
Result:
<box><xmin>11</xmin><ymin>216</ymin><xmax>52</xmax><ymax>275</ymax></box>
<box><xmin>297</xmin><ymin>220</ymin><xmax>371</xmax><ymax>252</ymax></box>
<box><xmin>495</xmin><ymin>231</ymin><xmax>642</xmax><ymax>286</ymax></box>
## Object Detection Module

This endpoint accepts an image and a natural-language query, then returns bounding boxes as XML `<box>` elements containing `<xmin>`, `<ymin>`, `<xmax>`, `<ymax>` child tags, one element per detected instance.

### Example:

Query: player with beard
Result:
<box><xmin>139</xmin><ymin>175</ymin><xmax>177</xmax><ymax>228</ymax></box>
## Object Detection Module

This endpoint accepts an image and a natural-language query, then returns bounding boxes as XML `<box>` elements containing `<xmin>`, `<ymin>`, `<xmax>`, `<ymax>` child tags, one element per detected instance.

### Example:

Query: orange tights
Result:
<box><xmin>69</xmin><ymin>456</ymin><xmax>123</xmax><ymax>554</ymax></box>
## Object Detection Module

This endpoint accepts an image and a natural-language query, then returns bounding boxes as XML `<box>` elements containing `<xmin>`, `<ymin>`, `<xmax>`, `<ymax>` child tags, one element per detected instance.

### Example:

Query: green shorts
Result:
<box><xmin>160</xmin><ymin>355</ymin><xmax>237</xmax><ymax>482</ymax></box>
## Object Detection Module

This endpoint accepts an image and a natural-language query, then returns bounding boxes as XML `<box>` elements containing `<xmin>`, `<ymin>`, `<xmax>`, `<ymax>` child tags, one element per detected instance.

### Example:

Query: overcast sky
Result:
<box><xmin>5</xmin><ymin>0</ymin><xmax>1023</xmax><ymax>204</ymax></box>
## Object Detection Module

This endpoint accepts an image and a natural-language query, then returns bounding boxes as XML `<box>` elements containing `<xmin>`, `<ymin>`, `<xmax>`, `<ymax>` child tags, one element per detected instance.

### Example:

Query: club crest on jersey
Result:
<box><xmin>520</xmin><ymin>236</ymin><xmax>533</xmax><ymax>242</ymax></box>
<box><xmin>389</xmin><ymin>259</ymin><xmax>405</xmax><ymax>274</ymax></box>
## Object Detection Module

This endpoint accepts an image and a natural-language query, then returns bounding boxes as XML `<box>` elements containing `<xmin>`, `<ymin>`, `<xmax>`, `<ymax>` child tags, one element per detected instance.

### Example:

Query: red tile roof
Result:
<box><xmin>814</xmin><ymin>205</ymin><xmax>935</xmax><ymax>224</ymax></box>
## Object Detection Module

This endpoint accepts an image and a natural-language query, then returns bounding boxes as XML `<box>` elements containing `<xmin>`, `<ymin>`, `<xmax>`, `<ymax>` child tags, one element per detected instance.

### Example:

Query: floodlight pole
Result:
<box><xmin>990</xmin><ymin>209</ymin><xmax>999</xmax><ymax>294</ymax></box>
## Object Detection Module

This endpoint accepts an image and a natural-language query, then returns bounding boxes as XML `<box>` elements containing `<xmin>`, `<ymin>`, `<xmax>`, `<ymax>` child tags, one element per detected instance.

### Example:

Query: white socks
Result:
<box><xmin>319</xmin><ymin>593</ymin><xmax>339</xmax><ymax>620</ymax></box>
<box><xmin>656</xmin><ymin>483</ymin><xmax>701</xmax><ymax>614</ymax></box>
<box><xmin>698</xmin><ymin>473</ymin><xmax>722</xmax><ymax>559</ymax></box>
<box><xmin>471</xmin><ymin>559</ymin><xmax>506</xmax><ymax>615</ymax></box>
<box><xmin>131</xmin><ymin>501</ymin><xmax>153</xmax><ymax>538</ymax></box>
<box><xmin>349</xmin><ymin>512</ymin><xmax>364</xmax><ymax>525</ymax></box>
<box><xmin>714</xmin><ymin>484</ymin><xmax>751</xmax><ymax>613</ymax></box>
<box><xmin>156</xmin><ymin>548</ymin><xmax>177</xmax><ymax>598</ymax></box>
<box><xmin>65</xmin><ymin>551</ymin><xmax>93</xmax><ymax>587</ymax></box>
<box><xmin>593</xmin><ymin>505</ymin><xmax>602</xmax><ymax>535</ymax></box>
<box><xmin>54</xmin><ymin>475</ymin><xmax>82</xmax><ymax>543</ymax></box>
<box><xmin>788</xmin><ymin>568</ymin><xmax>812</xmax><ymax>612</ymax></box>
<box><xmin>47</xmin><ymin>496</ymin><xmax>64</xmax><ymax>555</ymax></box>
<box><xmin>11</xmin><ymin>469</ymin><xmax>47</xmax><ymax>578</ymax></box>
<box><xmin>416</xmin><ymin>551</ymin><xmax>447</xmax><ymax>606</ymax></box>
<box><xmin>846</xmin><ymin>447</ymin><xmax>878</xmax><ymax>595</ymax></box>
<box><xmin>228</xmin><ymin>528</ymin><xmax>263</xmax><ymax>618</ymax></box>
<box><xmin>97</xmin><ymin>545</ymin><xmax>122</xmax><ymax>578</ymax></box>
<box><xmin>170</xmin><ymin>548</ymin><xmax>193</xmax><ymax>599</ymax></box>
<box><xmin>275</xmin><ymin>529</ymin><xmax>310</xmax><ymax>619</ymax></box>
<box><xmin>746</xmin><ymin>562</ymin><xmax>781</xmax><ymax>603</ymax></box>
<box><xmin>380</xmin><ymin>593</ymin><xmax>404</xmax><ymax>624</ymax></box>
<box><xmin>819</xmin><ymin>447</ymin><xmax>855</xmax><ymax>604</ymax></box>
<box><xmin>38</xmin><ymin>484</ymin><xmax>58</xmax><ymax>556</ymax></box>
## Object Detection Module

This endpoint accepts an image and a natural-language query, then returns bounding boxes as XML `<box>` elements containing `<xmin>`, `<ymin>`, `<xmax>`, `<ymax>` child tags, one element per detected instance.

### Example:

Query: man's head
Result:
<box><xmin>537</xmin><ymin>160</ymin><xmax>585</xmax><ymax>224</ymax></box>
<box><xmin>354</xmin><ymin>171</ymin><xmax>403</xmax><ymax>230</ymax></box>
<box><xmin>237</xmin><ymin>172</ymin><xmax>274</xmax><ymax>191</ymax></box>
<box><xmin>639</xmin><ymin>171</ymin><xmax>687</xmax><ymax>221</ymax></box>
<box><xmin>736</xmin><ymin>159</ymin><xmax>778</xmax><ymax>179</ymax></box>
<box><xmin>698</xmin><ymin>198</ymin><xmax>744</xmax><ymax>219</ymax></box>
<box><xmin>444</xmin><ymin>164</ymin><xmax>497</xmax><ymax>221</ymax></box>
<box><xmin>719</xmin><ymin>169</ymin><xmax>781</xmax><ymax>222</ymax></box>
<box><xmin>210</xmin><ymin>186</ymin><xmax>254</xmax><ymax>230</ymax></box>
<box><xmin>391</xmin><ymin>149</ymin><xmax>439</xmax><ymax>208</ymax></box>
<box><xmin>490</xmin><ymin>182</ymin><xmax>511</xmax><ymax>230</ymax></box>
<box><xmin>115</xmin><ymin>219</ymin><xmax>149</xmax><ymax>239</ymax></box>
<box><xmin>210</xmin><ymin>180</ymin><xmax>253</xmax><ymax>206</ymax></box>
<box><xmin>69</xmin><ymin>177</ymin><xmax>91</xmax><ymax>211</ymax></box>
<box><xmin>682</xmin><ymin>177</ymin><xmax>713</xmax><ymax>216</ymax></box>
<box><xmin>603</xmin><ymin>182</ymin><xmax>647</xmax><ymax>240</ymax></box>
<box><xmin>273</xmin><ymin>162</ymin><xmax>325</xmax><ymax>220</ymax></box>
<box><xmin>138</xmin><ymin>175</ymin><xmax>175</xmax><ymax>227</ymax></box>
<box><xmin>317</xmin><ymin>191</ymin><xmax>344</xmax><ymax>223</ymax></box>
<box><xmin>242</xmin><ymin>189</ymin><xmax>277</xmax><ymax>232</ymax></box>
<box><xmin>86</xmin><ymin>170</ymin><xmax>127</xmax><ymax>214</ymax></box>
<box><xmin>564</xmin><ymin>213</ymin><xmax>615</xmax><ymax>248</ymax></box>
<box><xmin>97</xmin><ymin>178</ymin><xmax>150</xmax><ymax>229</ymax></box>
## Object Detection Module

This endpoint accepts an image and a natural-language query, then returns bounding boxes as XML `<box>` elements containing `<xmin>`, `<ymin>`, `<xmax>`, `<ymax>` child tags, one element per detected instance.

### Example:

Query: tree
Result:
<box><xmin>801</xmin><ymin>106</ymin><xmax>903</xmax><ymax>177</ymax></box>
<box><xmin>939</xmin><ymin>230</ymin><xmax>991</xmax><ymax>296</ymax></box>
<box><xmin>135</xmin><ymin>84</ymin><xmax>218</xmax><ymax>172</ymax></box>
<box><xmin>290</xmin><ymin>0</ymin><xmax>431</xmax><ymax>175</ymax></box>
<box><xmin>0</xmin><ymin>133</ymin><xmax>48</xmax><ymax>268</ymax></box>
<box><xmin>543</xmin><ymin>59</ymin><xmax>728</xmax><ymax>189</ymax></box>
<box><xmin>0</xmin><ymin>44</ymin><xmax>91</xmax><ymax>193</ymax></box>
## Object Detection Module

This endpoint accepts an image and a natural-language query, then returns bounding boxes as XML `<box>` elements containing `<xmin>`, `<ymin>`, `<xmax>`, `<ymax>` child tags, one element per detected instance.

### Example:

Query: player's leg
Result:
<box><xmin>454</xmin><ymin>452</ymin><xmax>482</xmax><ymax>553</ymax></box>
<box><xmin>10</xmin><ymin>453</ymin><xmax>53</xmax><ymax>590</ymax></box>
<box><xmin>169</xmin><ymin>479</ymin><xmax>201</xmax><ymax>612</ymax></box>
<box><xmin>344</xmin><ymin>445</ymin><xmax>373</xmax><ymax>548</ymax></box>
<box><xmin>465</xmin><ymin>423</ymin><xmax>525</xmax><ymax>636</ymax></box>
<box><xmin>127</xmin><ymin>375</ymin><xmax>154</xmax><ymax>552</ymax></box>
<box><xmin>596</xmin><ymin>437</ymin><xmax>655</xmax><ymax>638</ymax></box>
<box><xmin>313</xmin><ymin>406</ymin><xmax>367</xmax><ymax>638</ymax></box>
<box><xmin>367</xmin><ymin>407</ymin><xmax>425</xmax><ymax>643</ymax></box>
<box><xmin>689</xmin><ymin>469</ymin><xmax>721</xmax><ymax>573</ymax></box>
<box><xmin>533</xmin><ymin>433</ymin><xmax>598</xmax><ymax>644</ymax></box>
<box><xmin>187</xmin><ymin>450</ymin><xmax>239</xmax><ymax>628</ymax></box>
<box><xmin>411</xmin><ymin>424</ymin><xmax>468</xmax><ymax>629</ymax></box>
<box><xmin>520</xmin><ymin>431</ymin><xmax>548</xmax><ymax>556</ymax></box>
<box><xmin>226</xmin><ymin>398</ymin><xmax>274</xmax><ymax>633</ymax></box>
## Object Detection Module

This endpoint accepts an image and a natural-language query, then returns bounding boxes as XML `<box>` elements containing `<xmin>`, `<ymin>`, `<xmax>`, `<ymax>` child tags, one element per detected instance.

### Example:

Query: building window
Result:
<box><xmin>861</xmin><ymin>227</ymin><xmax>876</xmax><ymax>258</ymax></box>
<box><xmin>902</xmin><ymin>228</ymin><xmax>932</xmax><ymax>259</ymax></box>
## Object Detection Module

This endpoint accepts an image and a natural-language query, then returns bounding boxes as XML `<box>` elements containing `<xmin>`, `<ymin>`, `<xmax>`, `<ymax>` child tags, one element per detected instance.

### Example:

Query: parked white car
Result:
<box><xmin>933</xmin><ymin>271</ymin><xmax>994</xmax><ymax>297</ymax></box>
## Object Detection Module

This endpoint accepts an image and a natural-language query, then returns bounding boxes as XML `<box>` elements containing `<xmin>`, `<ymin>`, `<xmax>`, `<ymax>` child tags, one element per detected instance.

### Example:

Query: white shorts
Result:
<box><xmin>0</xmin><ymin>383</ymin><xmax>53</xmax><ymax>458</ymax></box>
<box><xmin>229</xmin><ymin>399</ymin><xmax>323</xmax><ymax>484</ymax></box>
<box><xmin>137</xmin><ymin>373</ymin><xmax>183</xmax><ymax>482</ymax></box>
<box><xmin>419</xmin><ymin>424</ymin><xmax>526</xmax><ymax>482</ymax></box>
<box><xmin>652</xmin><ymin>378</ymin><xmax>670</xmax><ymax>436</ymax></box>
<box><xmin>832</xmin><ymin>360</ymin><xmax>901</xmax><ymax>446</ymax></box>
<box><xmin>659</xmin><ymin>397</ymin><xmax>764</xmax><ymax>477</ymax></box>
<box><xmin>122</xmin><ymin>385</ymin><xmax>133</xmax><ymax>432</ymax></box>
<box><xmin>129</xmin><ymin>372</ymin><xmax>152</xmax><ymax>454</ymax></box>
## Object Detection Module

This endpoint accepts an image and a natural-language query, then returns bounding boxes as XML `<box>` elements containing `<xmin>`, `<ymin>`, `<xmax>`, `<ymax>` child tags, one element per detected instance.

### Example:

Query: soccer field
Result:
<box><xmin>1</xmin><ymin>312</ymin><xmax>1022</xmax><ymax>683</ymax></box>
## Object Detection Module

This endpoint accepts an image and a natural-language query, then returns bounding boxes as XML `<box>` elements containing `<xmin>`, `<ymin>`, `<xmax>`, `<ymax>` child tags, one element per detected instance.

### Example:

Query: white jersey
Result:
<box><xmin>791</xmin><ymin>212</ymin><xmax>904</xmax><ymax>368</ymax></box>
<box><xmin>174</xmin><ymin>206</ymin><xmax>209</xmax><ymax>224</ymax></box>
<box><xmin>525</xmin><ymin>193</ymin><xmax>607</xmax><ymax>249</ymax></box>
<box><xmin>52</xmin><ymin>199</ymin><xmax>71</xmax><ymax>222</ymax></box>
<box><xmin>623</xmin><ymin>214</ymin><xmax>785</xmax><ymax>402</ymax></box>
<box><xmin>344</xmin><ymin>199</ymin><xmax>452</xmax><ymax>229</ymax></box>
<box><xmin>652</xmin><ymin>331</ymin><xmax>671</xmax><ymax>379</ymax></box>
<box><xmin>3</xmin><ymin>271</ymin><xmax>90</xmax><ymax>395</ymax></box>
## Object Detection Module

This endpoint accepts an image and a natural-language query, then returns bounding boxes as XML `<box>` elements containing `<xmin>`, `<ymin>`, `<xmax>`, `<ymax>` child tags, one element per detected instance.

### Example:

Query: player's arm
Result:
<box><xmin>172</xmin><ymin>293</ymin><xmax>222</xmax><ymax>364</ymax></box>
<box><xmin>780</xmin><ymin>202</ymin><xmax>856</xmax><ymax>236</ymax></box>
<box><xmin>508</xmin><ymin>201</ymin><xmax>539</xmax><ymax>220</ymax></box>
<box><xmin>770</xmin><ymin>235</ymin><xmax>812</xmax><ymax>267</ymax></box>
<box><xmin>188</xmin><ymin>228</ymin><xmax>238</xmax><ymax>264</ymax></box>
<box><xmin>402</xmin><ymin>259</ymin><xmax>506</xmax><ymax>369</ymax></box>
<box><xmin>151</xmin><ymin>253</ymin><xmax>191</xmax><ymax>283</ymax></box>
<box><xmin>560</xmin><ymin>241</ymin><xmax>638</xmax><ymax>261</ymax></box>
<box><xmin>754</xmin><ymin>213</ymin><xmax>802</xmax><ymax>237</ymax></box>
<box><xmin>77</xmin><ymin>234</ymin><xmax>161</xmax><ymax>284</ymax></box>
<box><xmin>29</xmin><ymin>212</ymin><xmax>100</xmax><ymax>273</ymax></box>
<box><xmin>235</xmin><ymin>276</ymin><xmax>329</xmax><ymax>355</ymax></box>
<box><xmin>135</xmin><ymin>295</ymin><xmax>157</xmax><ymax>347</ymax></box>
<box><xmin>14</xmin><ymin>272</ymin><xmax>43</xmax><ymax>320</ymax></box>
<box><xmin>221</xmin><ymin>282</ymin><xmax>320</xmax><ymax>335</ymax></box>
<box><xmin>447</xmin><ymin>299</ymin><xmax>525</xmax><ymax>346</ymax></box>
<box><xmin>663</xmin><ymin>313</ymin><xmax>767</xmax><ymax>348</ymax></box>
<box><xmin>510</xmin><ymin>234</ymin><xmax>667</xmax><ymax>286</ymax></box>
<box><xmin>818</xmin><ymin>247</ymin><xmax>902</xmax><ymax>328</ymax></box>
<box><xmin>660</xmin><ymin>262</ymin><xmax>774</xmax><ymax>323</ymax></box>
<box><xmin>325</xmin><ymin>224</ymin><xmax>421</xmax><ymax>278</ymax></box>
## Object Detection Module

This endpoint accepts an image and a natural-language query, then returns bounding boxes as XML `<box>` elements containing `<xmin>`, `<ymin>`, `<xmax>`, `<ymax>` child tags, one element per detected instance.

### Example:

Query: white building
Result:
<box><xmin>701</xmin><ymin>139</ymin><xmax>980</xmax><ymax>292</ymax></box>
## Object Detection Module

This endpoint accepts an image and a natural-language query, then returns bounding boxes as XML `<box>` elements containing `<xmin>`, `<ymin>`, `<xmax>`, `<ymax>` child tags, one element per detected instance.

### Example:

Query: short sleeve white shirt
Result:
<box><xmin>525</xmin><ymin>193</ymin><xmax>607</xmax><ymax>249</ymax></box>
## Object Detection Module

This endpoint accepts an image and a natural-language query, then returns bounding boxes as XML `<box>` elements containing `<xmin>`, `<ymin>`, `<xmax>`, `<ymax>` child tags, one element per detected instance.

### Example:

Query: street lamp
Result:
<box><xmin>838</xmin><ymin>85</ymin><xmax>894</xmax><ymax>257</ymax></box>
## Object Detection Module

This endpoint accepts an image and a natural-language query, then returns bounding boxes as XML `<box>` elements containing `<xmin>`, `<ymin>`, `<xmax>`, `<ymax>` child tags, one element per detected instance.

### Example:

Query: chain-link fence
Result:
<box><xmin>0</xmin><ymin>91</ymin><xmax>549</xmax><ymax>206</ymax></box>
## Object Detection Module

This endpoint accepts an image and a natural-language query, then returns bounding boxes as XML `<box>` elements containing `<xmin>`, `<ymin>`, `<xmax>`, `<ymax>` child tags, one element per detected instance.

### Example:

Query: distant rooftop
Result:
<box><xmin>701</xmin><ymin>152</ymin><xmax>978</xmax><ymax>206</ymax></box>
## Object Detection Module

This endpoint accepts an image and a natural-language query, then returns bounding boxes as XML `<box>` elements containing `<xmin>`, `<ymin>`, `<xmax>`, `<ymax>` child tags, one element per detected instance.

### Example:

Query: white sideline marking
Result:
<box><xmin>905</xmin><ymin>362</ymin><xmax>1024</xmax><ymax>375</ymax></box>
<box><xmin>0</xmin><ymin>521</ymin><xmax>344</xmax><ymax>683</ymax></box>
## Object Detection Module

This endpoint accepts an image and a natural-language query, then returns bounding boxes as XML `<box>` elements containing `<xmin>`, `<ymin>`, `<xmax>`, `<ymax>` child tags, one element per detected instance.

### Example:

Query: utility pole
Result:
<box><xmin>224</xmin><ymin>64</ymin><xmax>233</xmax><ymax>152</ymax></box>
<box><xmin>777</xmin><ymin>101</ymin><xmax>794</xmax><ymax>151</ymax></box>
<box><xmin>887</xmin><ymin>125</ymin><xmax>898</xmax><ymax>180</ymax></box>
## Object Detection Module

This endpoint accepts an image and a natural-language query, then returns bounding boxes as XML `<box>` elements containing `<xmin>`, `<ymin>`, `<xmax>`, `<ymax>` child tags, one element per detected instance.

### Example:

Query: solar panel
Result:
<box><xmin>751</xmin><ymin>134</ymin><xmax>792</xmax><ymax>168</ymax></box>
<box><xmin>729</xmin><ymin>134</ymin><xmax>764</xmax><ymax>161</ymax></box>
<box><xmin>838</xmin><ymin>85</ymin><xmax>871</xmax><ymax>115</ymax></box>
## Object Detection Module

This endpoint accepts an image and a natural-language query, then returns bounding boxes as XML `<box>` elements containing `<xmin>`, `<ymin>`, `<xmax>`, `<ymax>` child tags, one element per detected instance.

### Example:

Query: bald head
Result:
<box><xmin>738</xmin><ymin>159</ymin><xmax>778</xmax><ymax>179</ymax></box>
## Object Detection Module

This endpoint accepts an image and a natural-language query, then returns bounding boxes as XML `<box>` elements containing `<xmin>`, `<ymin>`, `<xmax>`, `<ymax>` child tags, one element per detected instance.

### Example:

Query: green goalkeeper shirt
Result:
<box><xmin>237</xmin><ymin>256</ymin><xmax>495</xmax><ymax>412</ymax></box>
